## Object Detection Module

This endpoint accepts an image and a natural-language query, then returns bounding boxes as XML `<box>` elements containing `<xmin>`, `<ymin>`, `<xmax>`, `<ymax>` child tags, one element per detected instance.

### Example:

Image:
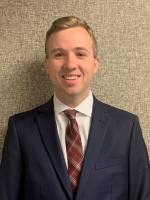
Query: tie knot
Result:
<box><xmin>63</xmin><ymin>109</ymin><xmax>76</xmax><ymax>120</ymax></box>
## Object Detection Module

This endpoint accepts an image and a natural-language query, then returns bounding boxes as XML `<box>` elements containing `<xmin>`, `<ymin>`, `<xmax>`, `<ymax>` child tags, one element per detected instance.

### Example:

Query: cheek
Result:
<box><xmin>47</xmin><ymin>63</ymin><xmax>59</xmax><ymax>75</ymax></box>
<box><xmin>83</xmin><ymin>64</ymin><xmax>96</xmax><ymax>75</ymax></box>
<box><xmin>50</xmin><ymin>60</ymin><xmax>63</xmax><ymax>73</ymax></box>
<box><xmin>48</xmin><ymin>67</ymin><xmax>62</xmax><ymax>83</ymax></box>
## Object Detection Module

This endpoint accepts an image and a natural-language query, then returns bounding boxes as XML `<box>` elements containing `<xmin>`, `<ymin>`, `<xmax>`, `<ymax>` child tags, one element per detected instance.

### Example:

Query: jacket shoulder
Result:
<box><xmin>94</xmin><ymin>95</ymin><xmax>137</xmax><ymax>121</ymax></box>
<box><xmin>10</xmin><ymin>97</ymin><xmax>53</xmax><ymax>124</ymax></box>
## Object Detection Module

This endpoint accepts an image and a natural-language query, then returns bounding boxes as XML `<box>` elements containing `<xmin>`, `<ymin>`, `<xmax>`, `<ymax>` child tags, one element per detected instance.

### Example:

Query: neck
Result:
<box><xmin>55</xmin><ymin>92</ymin><xmax>90</xmax><ymax>108</ymax></box>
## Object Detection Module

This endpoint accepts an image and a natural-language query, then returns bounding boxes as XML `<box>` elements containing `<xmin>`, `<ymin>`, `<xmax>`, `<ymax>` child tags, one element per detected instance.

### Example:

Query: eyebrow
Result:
<box><xmin>75</xmin><ymin>47</ymin><xmax>90</xmax><ymax>54</ymax></box>
<box><xmin>50</xmin><ymin>47</ymin><xmax>90</xmax><ymax>55</ymax></box>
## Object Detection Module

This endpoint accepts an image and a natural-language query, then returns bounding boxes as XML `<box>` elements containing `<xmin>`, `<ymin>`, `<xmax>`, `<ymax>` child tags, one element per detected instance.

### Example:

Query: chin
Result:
<box><xmin>65</xmin><ymin>92</ymin><xmax>79</xmax><ymax>96</ymax></box>
<box><xmin>64</xmin><ymin>88</ymin><xmax>79</xmax><ymax>95</ymax></box>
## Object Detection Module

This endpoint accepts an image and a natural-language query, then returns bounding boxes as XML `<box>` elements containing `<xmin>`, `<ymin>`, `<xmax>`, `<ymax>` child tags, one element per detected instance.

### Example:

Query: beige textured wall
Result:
<box><xmin>0</xmin><ymin>0</ymin><xmax>150</xmax><ymax>161</ymax></box>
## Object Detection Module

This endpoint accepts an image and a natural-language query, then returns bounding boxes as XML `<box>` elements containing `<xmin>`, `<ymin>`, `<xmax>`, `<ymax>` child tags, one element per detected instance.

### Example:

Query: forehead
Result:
<box><xmin>48</xmin><ymin>26</ymin><xmax>93</xmax><ymax>50</ymax></box>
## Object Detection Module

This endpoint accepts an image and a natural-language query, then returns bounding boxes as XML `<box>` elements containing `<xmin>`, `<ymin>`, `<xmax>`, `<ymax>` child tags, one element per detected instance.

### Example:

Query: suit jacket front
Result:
<box><xmin>0</xmin><ymin>95</ymin><xmax>150</xmax><ymax>200</ymax></box>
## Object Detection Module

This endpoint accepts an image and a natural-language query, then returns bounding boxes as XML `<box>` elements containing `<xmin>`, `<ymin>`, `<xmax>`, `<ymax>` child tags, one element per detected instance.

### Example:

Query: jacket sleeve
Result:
<box><xmin>0</xmin><ymin>117</ymin><xmax>23</xmax><ymax>200</ymax></box>
<box><xmin>129</xmin><ymin>116</ymin><xmax>150</xmax><ymax>199</ymax></box>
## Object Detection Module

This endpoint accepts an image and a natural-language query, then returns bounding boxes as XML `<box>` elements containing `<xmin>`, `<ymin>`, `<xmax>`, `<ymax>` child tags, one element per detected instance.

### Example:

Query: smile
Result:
<box><xmin>63</xmin><ymin>76</ymin><xmax>80</xmax><ymax>80</ymax></box>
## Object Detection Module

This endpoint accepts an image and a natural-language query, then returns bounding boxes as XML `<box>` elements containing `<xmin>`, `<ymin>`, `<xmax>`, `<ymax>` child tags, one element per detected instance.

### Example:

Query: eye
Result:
<box><xmin>55</xmin><ymin>53</ymin><xmax>65</xmax><ymax>58</ymax></box>
<box><xmin>76</xmin><ymin>52</ymin><xmax>86</xmax><ymax>57</ymax></box>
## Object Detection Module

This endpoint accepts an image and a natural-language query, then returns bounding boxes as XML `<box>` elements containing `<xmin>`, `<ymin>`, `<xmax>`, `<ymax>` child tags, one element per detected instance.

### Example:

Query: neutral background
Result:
<box><xmin>0</xmin><ymin>0</ymin><xmax>150</xmax><ymax>162</ymax></box>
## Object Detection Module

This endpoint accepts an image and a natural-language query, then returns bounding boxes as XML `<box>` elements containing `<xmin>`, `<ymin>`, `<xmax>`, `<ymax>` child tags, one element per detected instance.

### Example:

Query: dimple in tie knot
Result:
<box><xmin>63</xmin><ymin>109</ymin><xmax>76</xmax><ymax>120</ymax></box>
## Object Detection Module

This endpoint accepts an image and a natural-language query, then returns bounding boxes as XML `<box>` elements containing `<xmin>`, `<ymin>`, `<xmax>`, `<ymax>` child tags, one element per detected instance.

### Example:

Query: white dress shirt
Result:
<box><xmin>54</xmin><ymin>91</ymin><xmax>93</xmax><ymax>167</ymax></box>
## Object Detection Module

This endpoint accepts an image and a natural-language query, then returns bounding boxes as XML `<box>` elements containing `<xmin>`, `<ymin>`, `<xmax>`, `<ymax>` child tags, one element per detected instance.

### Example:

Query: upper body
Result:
<box><xmin>0</xmin><ymin>16</ymin><xmax>150</xmax><ymax>200</ymax></box>
<box><xmin>0</xmin><ymin>94</ymin><xmax>150</xmax><ymax>200</ymax></box>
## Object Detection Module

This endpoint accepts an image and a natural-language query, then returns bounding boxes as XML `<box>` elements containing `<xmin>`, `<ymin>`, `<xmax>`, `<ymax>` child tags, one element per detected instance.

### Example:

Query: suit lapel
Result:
<box><xmin>35</xmin><ymin>97</ymin><xmax>73</xmax><ymax>200</ymax></box>
<box><xmin>75</xmin><ymin>96</ymin><xmax>111</xmax><ymax>200</ymax></box>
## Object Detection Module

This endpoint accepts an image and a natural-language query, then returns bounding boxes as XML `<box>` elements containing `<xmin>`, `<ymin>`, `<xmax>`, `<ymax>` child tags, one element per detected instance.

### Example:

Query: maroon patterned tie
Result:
<box><xmin>63</xmin><ymin>109</ymin><xmax>84</xmax><ymax>193</ymax></box>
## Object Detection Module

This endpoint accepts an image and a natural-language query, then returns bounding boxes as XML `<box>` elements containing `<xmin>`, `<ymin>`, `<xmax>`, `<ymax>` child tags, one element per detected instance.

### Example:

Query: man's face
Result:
<box><xmin>45</xmin><ymin>26</ymin><xmax>99</xmax><ymax>104</ymax></box>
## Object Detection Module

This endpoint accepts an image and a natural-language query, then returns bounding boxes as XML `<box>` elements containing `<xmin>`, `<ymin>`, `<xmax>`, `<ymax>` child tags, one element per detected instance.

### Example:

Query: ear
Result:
<box><xmin>45</xmin><ymin>58</ymin><xmax>50</xmax><ymax>74</ymax></box>
<box><xmin>93</xmin><ymin>57</ymin><xmax>99</xmax><ymax>74</ymax></box>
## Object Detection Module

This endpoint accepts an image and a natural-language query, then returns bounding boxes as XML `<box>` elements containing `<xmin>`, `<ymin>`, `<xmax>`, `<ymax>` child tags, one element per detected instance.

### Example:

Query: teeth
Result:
<box><xmin>64</xmin><ymin>76</ymin><xmax>78</xmax><ymax>80</ymax></box>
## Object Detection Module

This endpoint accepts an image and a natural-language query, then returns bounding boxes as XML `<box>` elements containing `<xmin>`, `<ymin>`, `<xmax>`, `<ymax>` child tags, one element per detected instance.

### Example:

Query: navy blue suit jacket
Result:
<box><xmin>0</xmin><ymin>96</ymin><xmax>150</xmax><ymax>200</ymax></box>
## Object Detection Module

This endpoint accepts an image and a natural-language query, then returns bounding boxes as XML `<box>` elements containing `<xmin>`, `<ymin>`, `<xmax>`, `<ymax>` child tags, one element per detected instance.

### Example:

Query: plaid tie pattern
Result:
<box><xmin>63</xmin><ymin>109</ymin><xmax>84</xmax><ymax>193</ymax></box>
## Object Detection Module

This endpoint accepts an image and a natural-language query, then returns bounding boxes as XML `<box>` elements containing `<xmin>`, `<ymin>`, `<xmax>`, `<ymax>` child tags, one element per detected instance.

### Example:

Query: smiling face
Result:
<box><xmin>45</xmin><ymin>26</ymin><xmax>99</xmax><ymax>105</ymax></box>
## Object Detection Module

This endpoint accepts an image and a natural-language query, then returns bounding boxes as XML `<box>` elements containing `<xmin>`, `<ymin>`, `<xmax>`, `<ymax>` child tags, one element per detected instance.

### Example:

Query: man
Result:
<box><xmin>0</xmin><ymin>16</ymin><xmax>150</xmax><ymax>200</ymax></box>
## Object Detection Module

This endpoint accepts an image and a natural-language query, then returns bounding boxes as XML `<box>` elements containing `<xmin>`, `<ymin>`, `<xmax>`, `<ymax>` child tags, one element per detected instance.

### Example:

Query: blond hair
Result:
<box><xmin>45</xmin><ymin>16</ymin><xmax>97</xmax><ymax>58</ymax></box>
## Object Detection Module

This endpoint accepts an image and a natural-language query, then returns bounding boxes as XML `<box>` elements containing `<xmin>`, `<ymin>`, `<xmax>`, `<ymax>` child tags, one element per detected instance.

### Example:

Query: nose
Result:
<box><xmin>64</xmin><ymin>54</ymin><xmax>76</xmax><ymax>69</ymax></box>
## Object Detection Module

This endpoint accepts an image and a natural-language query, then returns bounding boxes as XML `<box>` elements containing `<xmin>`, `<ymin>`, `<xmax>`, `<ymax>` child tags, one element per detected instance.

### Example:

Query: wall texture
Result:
<box><xmin>0</xmin><ymin>0</ymin><xmax>150</xmax><ymax>161</ymax></box>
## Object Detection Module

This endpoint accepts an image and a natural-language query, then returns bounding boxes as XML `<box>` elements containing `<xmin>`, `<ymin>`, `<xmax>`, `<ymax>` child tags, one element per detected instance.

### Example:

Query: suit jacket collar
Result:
<box><xmin>36</xmin><ymin>95</ymin><xmax>111</xmax><ymax>200</ymax></box>
<box><xmin>36</xmin><ymin>96</ymin><xmax>73</xmax><ymax>199</ymax></box>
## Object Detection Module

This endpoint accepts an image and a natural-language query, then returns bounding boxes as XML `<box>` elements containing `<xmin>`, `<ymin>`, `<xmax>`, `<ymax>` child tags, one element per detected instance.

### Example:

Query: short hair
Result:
<box><xmin>45</xmin><ymin>16</ymin><xmax>98</xmax><ymax>58</ymax></box>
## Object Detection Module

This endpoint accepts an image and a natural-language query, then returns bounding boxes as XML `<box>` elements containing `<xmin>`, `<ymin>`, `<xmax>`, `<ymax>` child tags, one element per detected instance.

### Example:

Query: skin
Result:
<box><xmin>45</xmin><ymin>26</ymin><xmax>99</xmax><ymax>108</ymax></box>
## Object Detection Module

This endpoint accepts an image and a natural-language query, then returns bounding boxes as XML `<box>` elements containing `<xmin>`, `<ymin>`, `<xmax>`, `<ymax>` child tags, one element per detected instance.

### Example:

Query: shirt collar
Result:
<box><xmin>54</xmin><ymin>91</ymin><xmax>93</xmax><ymax>117</ymax></box>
